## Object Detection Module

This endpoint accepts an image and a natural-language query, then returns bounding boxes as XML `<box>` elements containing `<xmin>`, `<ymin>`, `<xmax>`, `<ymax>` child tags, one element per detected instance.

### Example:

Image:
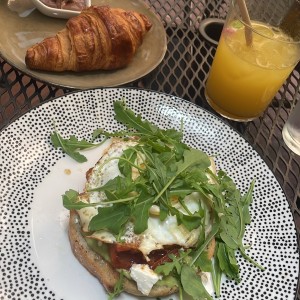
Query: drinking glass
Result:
<box><xmin>205</xmin><ymin>0</ymin><xmax>300</xmax><ymax>122</ymax></box>
<box><xmin>282</xmin><ymin>100</ymin><xmax>300</xmax><ymax>155</ymax></box>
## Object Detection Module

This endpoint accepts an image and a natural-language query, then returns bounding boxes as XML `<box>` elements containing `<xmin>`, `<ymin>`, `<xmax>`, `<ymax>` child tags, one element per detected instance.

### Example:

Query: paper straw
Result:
<box><xmin>236</xmin><ymin>0</ymin><xmax>253</xmax><ymax>46</ymax></box>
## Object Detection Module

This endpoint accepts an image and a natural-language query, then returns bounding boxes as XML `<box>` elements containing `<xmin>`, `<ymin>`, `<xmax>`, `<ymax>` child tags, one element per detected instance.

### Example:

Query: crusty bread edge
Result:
<box><xmin>68</xmin><ymin>210</ymin><xmax>178</xmax><ymax>297</ymax></box>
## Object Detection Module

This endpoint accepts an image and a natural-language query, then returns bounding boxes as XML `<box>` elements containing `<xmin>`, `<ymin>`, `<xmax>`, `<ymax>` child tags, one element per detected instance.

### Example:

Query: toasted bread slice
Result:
<box><xmin>68</xmin><ymin>210</ymin><xmax>178</xmax><ymax>297</ymax></box>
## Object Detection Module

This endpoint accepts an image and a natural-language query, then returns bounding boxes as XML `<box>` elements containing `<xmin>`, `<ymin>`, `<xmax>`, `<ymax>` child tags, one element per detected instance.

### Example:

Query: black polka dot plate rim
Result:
<box><xmin>0</xmin><ymin>88</ymin><xmax>298</xmax><ymax>300</ymax></box>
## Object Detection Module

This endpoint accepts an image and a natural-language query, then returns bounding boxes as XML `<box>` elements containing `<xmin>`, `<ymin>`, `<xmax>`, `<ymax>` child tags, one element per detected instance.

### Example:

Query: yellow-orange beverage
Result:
<box><xmin>205</xmin><ymin>21</ymin><xmax>300</xmax><ymax>121</ymax></box>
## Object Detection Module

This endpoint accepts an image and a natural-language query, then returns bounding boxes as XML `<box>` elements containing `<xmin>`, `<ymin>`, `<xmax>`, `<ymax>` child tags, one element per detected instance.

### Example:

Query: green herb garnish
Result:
<box><xmin>108</xmin><ymin>270</ymin><xmax>125</xmax><ymax>300</ymax></box>
<box><xmin>56</xmin><ymin>99</ymin><xmax>264</xmax><ymax>300</ymax></box>
<box><xmin>50</xmin><ymin>131</ymin><xmax>97</xmax><ymax>163</ymax></box>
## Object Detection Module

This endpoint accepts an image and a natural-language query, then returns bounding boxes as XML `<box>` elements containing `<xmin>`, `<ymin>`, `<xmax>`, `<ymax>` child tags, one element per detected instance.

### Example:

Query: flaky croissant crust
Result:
<box><xmin>25</xmin><ymin>5</ymin><xmax>152</xmax><ymax>72</ymax></box>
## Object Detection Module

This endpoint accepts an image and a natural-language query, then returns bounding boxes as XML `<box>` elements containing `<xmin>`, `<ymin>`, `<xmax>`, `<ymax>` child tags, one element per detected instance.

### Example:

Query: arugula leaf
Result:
<box><xmin>118</xmin><ymin>148</ymin><xmax>137</xmax><ymax>177</ymax></box>
<box><xmin>108</xmin><ymin>270</ymin><xmax>125</xmax><ymax>300</ymax></box>
<box><xmin>114</xmin><ymin>100</ymin><xmax>186</xmax><ymax>158</ymax></box>
<box><xmin>145</xmin><ymin>137</ymin><xmax>172</xmax><ymax>153</ymax></box>
<box><xmin>219</xmin><ymin>225</ymin><xmax>239</xmax><ymax>250</ymax></box>
<box><xmin>155</xmin><ymin>254</ymin><xmax>182</xmax><ymax>276</ymax></box>
<box><xmin>51</xmin><ymin>131</ymin><xmax>97</xmax><ymax>163</ymax></box>
<box><xmin>201</xmin><ymin>175</ymin><xmax>263</xmax><ymax>272</ymax></box>
<box><xmin>211</xmin><ymin>243</ymin><xmax>222</xmax><ymax>297</ymax></box>
<box><xmin>114</xmin><ymin>100</ymin><xmax>158</xmax><ymax>135</ymax></box>
<box><xmin>240</xmin><ymin>180</ymin><xmax>255</xmax><ymax>226</ymax></box>
<box><xmin>149</xmin><ymin>153</ymin><xmax>168</xmax><ymax>185</ymax></box>
<box><xmin>88</xmin><ymin>176</ymin><xmax>136</xmax><ymax>199</ymax></box>
<box><xmin>158</xmin><ymin>202</ymin><xmax>169</xmax><ymax>221</ymax></box>
<box><xmin>181</xmin><ymin>265</ymin><xmax>213</xmax><ymax>300</ymax></box>
<box><xmin>194</xmin><ymin>251</ymin><xmax>212</xmax><ymax>273</ymax></box>
<box><xmin>183</xmin><ymin>168</ymin><xmax>211</xmax><ymax>187</ymax></box>
<box><xmin>62</xmin><ymin>189</ymin><xmax>97</xmax><ymax>210</ymax></box>
<box><xmin>190</xmin><ymin>224</ymin><xmax>219</xmax><ymax>266</ymax></box>
<box><xmin>153</xmin><ymin>149</ymin><xmax>210</xmax><ymax>204</ymax></box>
<box><xmin>174</xmin><ymin>210</ymin><xmax>203</xmax><ymax>231</ymax></box>
<box><xmin>176</xmin><ymin>149</ymin><xmax>211</xmax><ymax>174</ymax></box>
<box><xmin>132</xmin><ymin>195</ymin><xmax>154</xmax><ymax>234</ymax></box>
<box><xmin>163</xmin><ymin>128</ymin><xmax>184</xmax><ymax>143</ymax></box>
<box><xmin>89</xmin><ymin>204</ymin><xmax>131</xmax><ymax>234</ymax></box>
<box><xmin>155</xmin><ymin>249</ymin><xmax>213</xmax><ymax>300</ymax></box>
<box><xmin>155</xmin><ymin>250</ymin><xmax>191</xmax><ymax>276</ymax></box>
<box><xmin>216</xmin><ymin>242</ymin><xmax>240</xmax><ymax>282</ymax></box>
<box><xmin>239</xmin><ymin>246</ymin><xmax>265</xmax><ymax>270</ymax></box>
<box><xmin>92</xmin><ymin>128</ymin><xmax>130</xmax><ymax>139</ymax></box>
<box><xmin>219</xmin><ymin>179</ymin><xmax>255</xmax><ymax>251</ymax></box>
<box><xmin>146</xmin><ymin>155</ymin><xmax>171</xmax><ymax>207</ymax></box>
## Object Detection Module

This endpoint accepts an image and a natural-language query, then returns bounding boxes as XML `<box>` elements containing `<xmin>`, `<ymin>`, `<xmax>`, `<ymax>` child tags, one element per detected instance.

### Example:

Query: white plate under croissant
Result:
<box><xmin>0</xmin><ymin>0</ymin><xmax>167</xmax><ymax>89</ymax></box>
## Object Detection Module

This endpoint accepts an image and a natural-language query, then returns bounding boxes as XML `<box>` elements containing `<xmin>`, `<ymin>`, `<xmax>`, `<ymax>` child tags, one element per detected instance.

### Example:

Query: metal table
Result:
<box><xmin>1</xmin><ymin>0</ymin><xmax>299</xmax><ymax>299</ymax></box>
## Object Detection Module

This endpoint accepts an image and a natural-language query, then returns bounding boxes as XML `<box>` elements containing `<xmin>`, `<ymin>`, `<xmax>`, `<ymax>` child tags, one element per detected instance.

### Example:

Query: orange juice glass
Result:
<box><xmin>205</xmin><ymin>0</ymin><xmax>300</xmax><ymax>121</ymax></box>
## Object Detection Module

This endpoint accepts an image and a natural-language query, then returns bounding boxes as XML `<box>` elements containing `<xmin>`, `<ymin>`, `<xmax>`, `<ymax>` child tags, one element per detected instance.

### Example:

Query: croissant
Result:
<box><xmin>25</xmin><ymin>5</ymin><xmax>152</xmax><ymax>72</ymax></box>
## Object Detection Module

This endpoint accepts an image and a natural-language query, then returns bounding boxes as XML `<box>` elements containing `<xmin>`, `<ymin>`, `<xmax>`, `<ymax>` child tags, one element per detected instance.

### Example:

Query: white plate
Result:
<box><xmin>0</xmin><ymin>88</ymin><xmax>298</xmax><ymax>300</ymax></box>
<box><xmin>31</xmin><ymin>0</ymin><xmax>91</xmax><ymax>19</ymax></box>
